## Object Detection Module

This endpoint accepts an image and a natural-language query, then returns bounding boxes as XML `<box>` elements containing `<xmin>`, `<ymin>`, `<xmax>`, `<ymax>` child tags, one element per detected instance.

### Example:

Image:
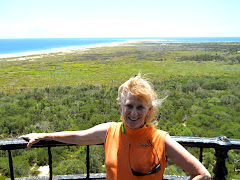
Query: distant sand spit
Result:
<box><xmin>0</xmin><ymin>40</ymin><xmax>138</xmax><ymax>60</ymax></box>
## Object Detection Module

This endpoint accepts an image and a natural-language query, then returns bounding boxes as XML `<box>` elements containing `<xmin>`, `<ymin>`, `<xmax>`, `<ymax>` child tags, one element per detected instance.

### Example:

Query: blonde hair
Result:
<box><xmin>117</xmin><ymin>74</ymin><xmax>163</xmax><ymax>127</ymax></box>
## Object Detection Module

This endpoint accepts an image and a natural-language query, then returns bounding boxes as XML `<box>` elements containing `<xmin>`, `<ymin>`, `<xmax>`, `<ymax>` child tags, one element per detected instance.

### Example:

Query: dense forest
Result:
<box><xmin>0</xmin><ymin>41</ymin><xmax>239</xmax><ymax>179</ymax></box>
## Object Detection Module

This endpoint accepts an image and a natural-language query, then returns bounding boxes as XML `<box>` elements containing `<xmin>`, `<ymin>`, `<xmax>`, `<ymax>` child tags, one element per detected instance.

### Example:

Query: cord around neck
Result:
<box><xmin>122</xmin><ymin>122</ymin><xmax>148</xmax><ymax>133</ymax></box>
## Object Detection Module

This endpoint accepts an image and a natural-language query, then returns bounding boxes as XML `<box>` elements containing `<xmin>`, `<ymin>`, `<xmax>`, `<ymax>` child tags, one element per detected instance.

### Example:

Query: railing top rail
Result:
<box><xmin>0</xmin><ymin>136</ymin><xmax>240</xmax><ymax>151</ymax></box>
<box><xmin>0</xmin><ymin>138</ymin><xmax>77</xmax><ymax>150</ymax></box>
<box><xmin>172</xmin><ymin>135</ymin><xmax>240</xmax><ymax>149</ymax></box>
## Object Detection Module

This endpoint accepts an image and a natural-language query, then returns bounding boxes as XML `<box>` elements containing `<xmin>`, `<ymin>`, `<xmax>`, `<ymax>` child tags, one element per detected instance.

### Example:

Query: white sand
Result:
<box><xmin>38</xmin><ymin>165</ymin><xmax>49</xmax><ymax>176</ymax></box>
<box><xmin>0</xmin><ymin>40</ymin><xmax>133</xmax><ymax>60</ymax></box>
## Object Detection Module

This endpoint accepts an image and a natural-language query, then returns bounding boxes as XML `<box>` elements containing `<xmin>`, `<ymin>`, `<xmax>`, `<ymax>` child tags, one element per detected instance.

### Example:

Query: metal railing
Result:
<box><xmin>0</xmin><ymin>136</ymin><xmax>240</xmax><ymax>180</ymax></box>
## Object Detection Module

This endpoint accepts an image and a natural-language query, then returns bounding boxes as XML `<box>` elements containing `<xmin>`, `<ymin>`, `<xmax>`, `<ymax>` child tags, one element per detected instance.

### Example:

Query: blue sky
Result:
<box><xmin>0</xmin><ymin>0</ymin><xmax>240</xmax><ymax>38</ymax></box>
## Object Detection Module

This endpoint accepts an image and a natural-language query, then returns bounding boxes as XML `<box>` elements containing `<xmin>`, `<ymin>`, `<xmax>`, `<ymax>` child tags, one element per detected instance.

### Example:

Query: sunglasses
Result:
<box><xmin>128</xmin><ymin>138</ymin><xmax>161</xmax><ymax>176</ymax></box>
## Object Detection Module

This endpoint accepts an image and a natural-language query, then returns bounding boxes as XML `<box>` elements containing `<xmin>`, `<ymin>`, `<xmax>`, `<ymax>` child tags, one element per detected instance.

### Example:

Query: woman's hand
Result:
<box><xmin>20</xmin><ymin>133</ymin><xmax>46</xmax><ymax>150</ymax></box>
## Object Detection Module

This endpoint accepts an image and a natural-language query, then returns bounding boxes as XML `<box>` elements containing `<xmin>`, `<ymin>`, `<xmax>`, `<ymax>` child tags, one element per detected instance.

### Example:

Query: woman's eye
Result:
<box><xmin>137</xmin><ymin>106</ymin><xmax>144</xmax><ymax>110</ymax></box>
<box><xmin>125</xmin><ymin>104</ymin><xmax>133</xmax><ymax>108</ymax></box>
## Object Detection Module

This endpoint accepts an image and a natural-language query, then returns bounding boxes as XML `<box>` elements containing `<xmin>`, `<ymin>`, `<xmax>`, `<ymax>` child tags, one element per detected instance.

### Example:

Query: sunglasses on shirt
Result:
<box><xmin>128</xmin><ymin>138</ymin><xmax>161</xmax><ymax>176</ymax></box>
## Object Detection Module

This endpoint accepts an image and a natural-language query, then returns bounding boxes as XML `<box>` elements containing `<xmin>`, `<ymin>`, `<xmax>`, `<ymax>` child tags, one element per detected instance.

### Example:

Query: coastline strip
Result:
<box><xmin>0</xmin><ymin>40</ymin><xmax>134</xmax><ymax>59</ymax></box>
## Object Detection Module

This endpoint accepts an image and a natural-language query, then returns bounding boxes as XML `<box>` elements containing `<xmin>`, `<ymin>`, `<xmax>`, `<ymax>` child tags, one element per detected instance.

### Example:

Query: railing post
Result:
<box><xmin>213</xmin><ymin>136</ymin><xmax>230</xmax><ymax>180</ymax></box>
<box><xmin>48</xmin><ymin>147</ymin><xmax>53</xmax><ymax>180</ymax></box>
<box><xmin>213</xmin><ymin>147</ymin><xmax>229</xmax><ymax>180</ymax></box>
<box><xmin>7</xmin><ymin>150</ymin><xmax>14</xmax><ymax>180</ymax></box>
<box><xmin>86</xmin><ymin>145</ymin><xmax>90</xmax><ymax>179</ymax></box>
<box><xmin>199</xmin><ymin>147</ymin><xmax>203</xmax><ymax>163</ymax></box>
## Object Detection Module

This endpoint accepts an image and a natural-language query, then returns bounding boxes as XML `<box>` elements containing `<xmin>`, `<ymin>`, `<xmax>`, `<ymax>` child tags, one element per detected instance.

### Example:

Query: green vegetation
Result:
<box><xmin>0</xmin><ymin>41</ymin><xmax>240</xmax><ymax>178</ymax></box>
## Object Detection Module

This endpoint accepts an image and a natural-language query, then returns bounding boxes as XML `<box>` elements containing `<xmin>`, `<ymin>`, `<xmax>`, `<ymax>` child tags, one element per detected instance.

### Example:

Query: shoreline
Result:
<box><xmin>0</xmin><ymin>40</ymin><xmax>137</xmax><ymax>60</ymax></box>
<box><xmin>0</xmin><ymin>39</ymin><xmax>189</xmax><ymax>60</ymax></box>
<box><xmin>1</xmin><ymin>38</ymin><xmax>240</xmax><ymax>61</ymax></box>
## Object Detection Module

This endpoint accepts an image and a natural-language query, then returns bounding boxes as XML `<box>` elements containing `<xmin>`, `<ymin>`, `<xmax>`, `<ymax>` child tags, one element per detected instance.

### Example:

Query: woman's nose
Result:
<box><xmin>130</xmin><ymin>108</ymin><xmax>138</xmax><ymax>117</ymax></box>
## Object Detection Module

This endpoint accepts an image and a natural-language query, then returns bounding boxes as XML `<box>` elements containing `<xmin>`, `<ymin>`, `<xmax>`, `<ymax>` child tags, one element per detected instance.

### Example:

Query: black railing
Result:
<box><xmin>0</xmin><ymin>136</ymin><xmax>240</xmax><ymax>180</ymax></box>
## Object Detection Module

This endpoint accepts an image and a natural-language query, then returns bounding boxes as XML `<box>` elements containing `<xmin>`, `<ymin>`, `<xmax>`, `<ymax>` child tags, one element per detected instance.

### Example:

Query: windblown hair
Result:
<box><xmin>117</xmin><ymin>73</ymin><xmax>164</xmax><ymax>127</ymax></box>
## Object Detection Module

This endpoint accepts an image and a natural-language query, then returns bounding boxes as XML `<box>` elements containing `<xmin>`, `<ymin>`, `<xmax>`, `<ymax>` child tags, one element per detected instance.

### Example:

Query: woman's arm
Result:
<box><xmin>20</xmin><ymin>122</ymin><xmax>113</xmax><ymax>150</ymax></box>
<box><xmin>165</xmin><ymin>134</ymin><xmax>211</xmax><ymax>180</ymax></box>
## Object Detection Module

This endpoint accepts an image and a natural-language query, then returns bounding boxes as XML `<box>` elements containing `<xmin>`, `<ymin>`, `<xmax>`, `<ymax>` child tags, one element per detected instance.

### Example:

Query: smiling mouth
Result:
<box><xmin>128</xmin><ymin>117</ymin><xmax>140</xmax><ymax>121</ymax></box>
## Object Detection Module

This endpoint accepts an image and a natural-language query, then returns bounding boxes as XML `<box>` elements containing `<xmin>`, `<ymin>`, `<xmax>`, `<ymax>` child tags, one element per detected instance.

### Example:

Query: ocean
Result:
<box><xmin>0</xmin><ymin>37</ymin><xmax>240</xmax><ymax>58</ymax></box>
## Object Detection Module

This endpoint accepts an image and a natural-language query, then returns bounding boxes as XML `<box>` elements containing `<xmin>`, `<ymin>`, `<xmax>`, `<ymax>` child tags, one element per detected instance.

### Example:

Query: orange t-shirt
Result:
<box><xmin>105</xmin><ymin>122</ymin><xmax>168</xmax><ymax>180</ymax></box>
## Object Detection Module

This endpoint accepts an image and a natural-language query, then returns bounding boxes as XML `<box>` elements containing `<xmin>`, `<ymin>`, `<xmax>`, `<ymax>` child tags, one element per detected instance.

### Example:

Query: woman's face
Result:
<box><xmin>119</xmin><ymin>92</ymin><xmax>152</xmax><ymax>129</ymax></box>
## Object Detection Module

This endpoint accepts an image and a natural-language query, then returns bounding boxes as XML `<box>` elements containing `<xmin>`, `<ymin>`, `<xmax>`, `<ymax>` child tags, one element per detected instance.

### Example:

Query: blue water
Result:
<box><xmin>0</xmin><ymin>37</ymin><xmax>240</xmax><ymax>57</ymax></box>
<box><xmin>0</xmin><ymin>38</ymin><xmax>128</xmax><ymax>55</ymax></box>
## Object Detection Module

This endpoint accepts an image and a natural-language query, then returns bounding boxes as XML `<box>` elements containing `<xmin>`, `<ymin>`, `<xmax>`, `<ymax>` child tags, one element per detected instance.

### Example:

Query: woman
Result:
<box><xmin>21</xmin><ymin>74</ymin><xmax>211</xmax><ymax>179</ymax></box>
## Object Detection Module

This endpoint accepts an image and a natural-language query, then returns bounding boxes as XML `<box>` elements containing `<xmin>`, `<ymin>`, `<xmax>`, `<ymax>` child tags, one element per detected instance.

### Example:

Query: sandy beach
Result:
<box><xmin>0</xmin><ymin>40</ymin><xmax>135</xmax><ymax>61</ymax></box>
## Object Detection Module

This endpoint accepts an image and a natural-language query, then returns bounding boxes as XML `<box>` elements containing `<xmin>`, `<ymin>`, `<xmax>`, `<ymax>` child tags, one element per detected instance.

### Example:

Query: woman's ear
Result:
<box><xmin>118</xmin><ymin>100</ymin><xmax>122</xmax><ymax>113</ymax></box>
<box><xmin>118</xmin><ymin>104</ymin><xmax>122</xmax><ymax>113</ymax></box>
<box><xmin>147</xmin><ymin>105</ymin><xmax>153</xmax><ymax>116</ymax></box>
